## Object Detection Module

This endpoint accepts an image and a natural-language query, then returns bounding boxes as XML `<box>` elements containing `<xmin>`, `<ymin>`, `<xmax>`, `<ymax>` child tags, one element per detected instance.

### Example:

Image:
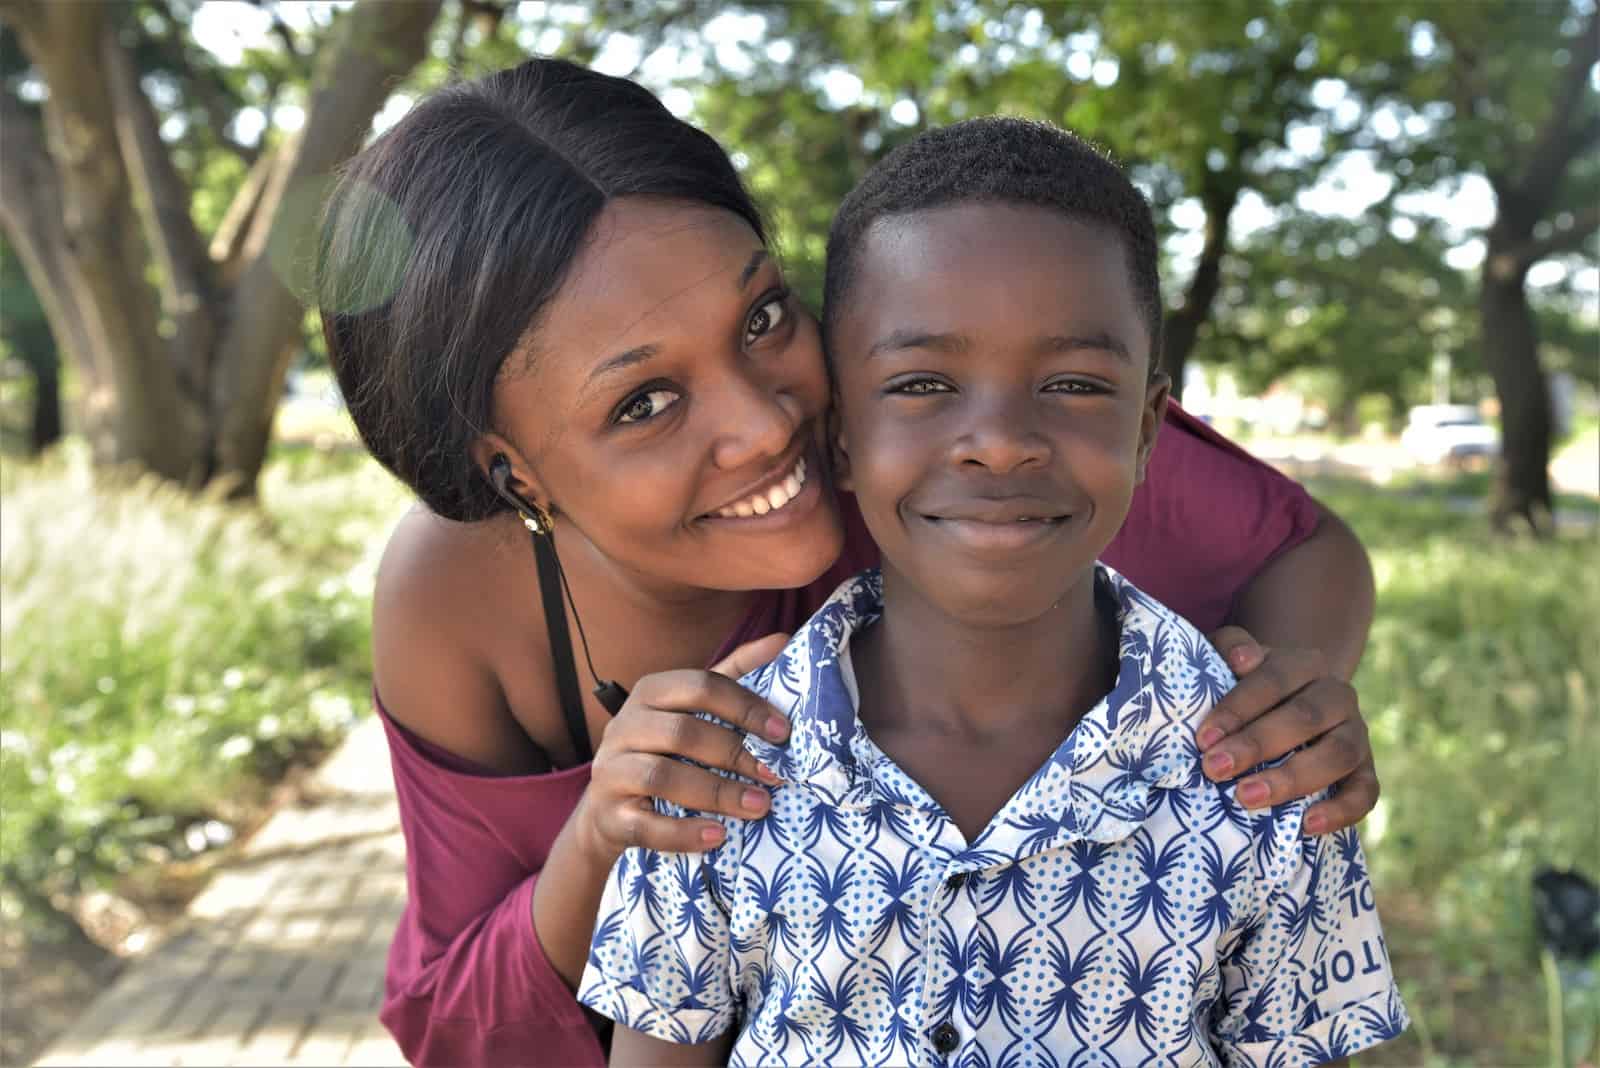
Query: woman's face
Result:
<box><xmin>487</xmin><ymin>197</ymin><xmax>845</xmax><ymax>598</ymax></box>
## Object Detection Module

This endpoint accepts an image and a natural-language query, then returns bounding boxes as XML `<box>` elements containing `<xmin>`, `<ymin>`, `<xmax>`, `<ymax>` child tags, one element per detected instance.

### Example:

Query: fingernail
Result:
<box><xmin>1238</xmin><ymin>780</ymin><xmax>1269</xmax><ymax>807</ymax></box>
<box><xmin>742</xmin><ymin>788</ymin><xmax>768</xmax><ymax>813</ymax></box>
<box><xmin>1303</xmin><ymin>813</ymin><xmax>1326</xmax><ymax>836</ymax></box>
<box><xmin>1196</xmin><ymin>725</ymin><xmax>1224</xmax><ymax>750</ymax></box>
<box><xmin>1230</xmin><ymin>646</ymin><xmax>1260</xmax><ymax>670</ymax></box>
<box><xmin>1203</xmin><ymin>750</ymin><xmax>1234</xmax><ymax>778</ymax></box>
<box><xmin>701</xmin><ymin>825</ymin><xmax>725</xmax><ymax>844</ymax></box>
<box><xmin>754</xmin><ymin>762</ymin><xmax>781</xmax><ymax>784</ymax></box>
<box><xmin>766</xmin><ymin>715</ymin><xmax>790</xmax><ymax>741</ymax></box>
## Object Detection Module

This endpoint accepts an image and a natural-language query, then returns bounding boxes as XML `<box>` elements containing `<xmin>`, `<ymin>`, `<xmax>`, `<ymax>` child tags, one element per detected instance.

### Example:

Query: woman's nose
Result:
<box><xmin>710</xmin><ymin>371</ymin><xmax>799</xmax><ymax>471</ymax></box>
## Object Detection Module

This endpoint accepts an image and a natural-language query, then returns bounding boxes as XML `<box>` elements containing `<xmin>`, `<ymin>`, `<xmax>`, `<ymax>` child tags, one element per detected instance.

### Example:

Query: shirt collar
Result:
<box><xmin>741</xmin><ymin>565</ymin><xmax>1228</xmax><ymax>848</ymax></box>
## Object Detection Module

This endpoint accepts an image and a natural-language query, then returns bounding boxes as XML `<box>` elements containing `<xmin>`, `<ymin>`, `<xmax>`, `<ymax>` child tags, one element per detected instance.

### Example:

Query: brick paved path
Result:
<box><xmin>37</xmin><ymin>716</ymin><xmax>408</xmax><ymax>1067</ymax></box>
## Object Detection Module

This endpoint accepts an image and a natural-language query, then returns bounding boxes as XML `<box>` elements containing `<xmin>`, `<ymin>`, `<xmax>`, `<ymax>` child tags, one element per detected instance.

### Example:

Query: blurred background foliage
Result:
<box><xmin>1</xmin><ymin>1</ymin><xmax>1596</xmax><ymax>1064</ymax></box>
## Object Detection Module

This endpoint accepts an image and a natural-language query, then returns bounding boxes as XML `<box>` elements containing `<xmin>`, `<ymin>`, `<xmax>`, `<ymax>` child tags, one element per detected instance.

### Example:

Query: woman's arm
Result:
<box><xmin>610</xmin><ymin>1027</ymin><xmax>732</xmax><ymax>1067</ymax></box>
<box><xmin>1199</xmin><ymin>501</ymin><xmax>1380</xmax><ymax>835</ymax></box>
<box><xmin>1226</xmin><ymin>501</ymin><xmax>1374</xmax><ymax>678</ymax></box>
<box><xmin>371</xmin><ymin>514</ymin><xmax>789</xmax><ymax>1064</ymax></box>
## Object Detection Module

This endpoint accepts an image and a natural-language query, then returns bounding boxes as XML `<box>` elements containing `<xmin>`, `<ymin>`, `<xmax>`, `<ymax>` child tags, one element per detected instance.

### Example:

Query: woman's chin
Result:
<box><xmin>698</xmin><ymin>498</ymin><xmax>846</xmax><ymax>592</ymax></box>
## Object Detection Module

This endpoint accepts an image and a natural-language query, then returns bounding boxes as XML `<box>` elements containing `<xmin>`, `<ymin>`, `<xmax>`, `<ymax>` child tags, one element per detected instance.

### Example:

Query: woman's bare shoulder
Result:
<box><xmin>371</xmin><ymin>505</ymin><xmax>553</xmax><ymax>773</ymax></box>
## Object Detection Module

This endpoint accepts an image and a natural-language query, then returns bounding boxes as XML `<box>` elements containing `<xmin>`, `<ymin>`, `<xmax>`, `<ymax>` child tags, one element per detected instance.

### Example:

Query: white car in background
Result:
<box><xmin>1401</xmin><ymin>404</ymin><xmax>1500</xmax><ymax>466</ymax></box>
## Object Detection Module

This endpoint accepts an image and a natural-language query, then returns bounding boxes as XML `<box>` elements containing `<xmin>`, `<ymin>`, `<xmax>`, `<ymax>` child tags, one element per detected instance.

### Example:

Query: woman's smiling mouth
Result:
<box><xmin>707</xmin><ymin>454</ymin><xmax>816</xmax><ymax>521</ymax></box>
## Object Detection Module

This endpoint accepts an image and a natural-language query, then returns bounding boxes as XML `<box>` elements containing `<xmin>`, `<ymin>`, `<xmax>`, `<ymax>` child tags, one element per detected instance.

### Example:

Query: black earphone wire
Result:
<box><xmin>544</xmin><ymin>526</ymin><xmax>606</xmax><ymax>692</ymax></box>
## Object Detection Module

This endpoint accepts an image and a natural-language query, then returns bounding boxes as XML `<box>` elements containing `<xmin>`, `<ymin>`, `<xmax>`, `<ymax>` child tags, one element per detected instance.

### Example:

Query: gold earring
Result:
<box><xmin>520</xmin><ymin>502</ymin><xmax>553</xmax><ymax>535</ymax></box>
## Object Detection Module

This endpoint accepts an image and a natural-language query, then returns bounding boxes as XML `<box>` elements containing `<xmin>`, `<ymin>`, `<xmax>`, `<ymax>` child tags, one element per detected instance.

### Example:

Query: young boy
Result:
<box><xmin>579</xmin><ymin>118</ymin><xmax>1407</xmax><ymax>1067</ymax></box>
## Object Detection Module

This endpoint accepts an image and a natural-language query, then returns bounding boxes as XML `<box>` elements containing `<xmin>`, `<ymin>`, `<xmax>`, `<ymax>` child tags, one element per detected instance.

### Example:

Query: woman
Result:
<box><xmin>317</xmin><ymin>58</ymin><xmax>1378</xmax><ymax>1067</ymax></box>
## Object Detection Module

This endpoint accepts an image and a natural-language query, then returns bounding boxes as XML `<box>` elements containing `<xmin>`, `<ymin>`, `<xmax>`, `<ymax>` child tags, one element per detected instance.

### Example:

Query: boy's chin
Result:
<box><xmin>920</xmin><ymin>582</ymin><xmax>1084</xmax><ymax>632</ymax></box>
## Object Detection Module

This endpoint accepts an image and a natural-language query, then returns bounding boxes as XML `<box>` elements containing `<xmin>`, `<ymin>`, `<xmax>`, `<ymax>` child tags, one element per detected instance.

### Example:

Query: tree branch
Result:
<box><xmin>213</xmin><ymin>0</ymin><xmax>441</xmax><ymax>484</ymax></box>
<box><xmin>1510</xmin><ymin>9</ymin><xmax>1600</xmax><ymax>207</ymax></box>
<box><xmin>208</xmin><ymin>141</ymin><xmax>283</xmax><ymax>283</ymax></box>
<box><xmin>0</xmin><ymin>92</ymin><xmax>102</xmax><ymax>396</ymax></box>
<box><xmin>1510</xmin><ymin>203</ymin><xmax>1600</xmax><ymax>268</ymax></box>
<box><xmin>102</xmin><ymin>24</ymin><xmax>218</xmax><ymax>401</ymax></box>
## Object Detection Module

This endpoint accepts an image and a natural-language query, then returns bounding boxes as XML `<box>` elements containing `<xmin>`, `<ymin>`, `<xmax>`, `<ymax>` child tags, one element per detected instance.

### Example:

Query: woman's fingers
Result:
<box><xmin>710</xmin><ymin>632</ymin><xmax>790</xmax><ymax>680</ymax></box>
<box><xmin>1226</xmin><ymin>711</ymin><xmax>1368</xmax><ymax>808</ymax></box>
<box><xmin>628</xmin><ymin>706</ymin><xmax>780</xmax><ymax>785</ymax></box>
<box><xmin>632</xmin><ymin>668</ymin><xmax>789</xmax><ymax>743</ymax></box>
<box><xmin>603</xmin><ymin>751</ymin><xmax>772</xmax><ymax>824</ymax></box>
<box><xmin>1302</xmin><ymin>757</ymin><xmax>1380</xmax><ymax>836</ymax></box>
<box><xmin>1196</xmin><ymin>646</ymin><xmax>1332</xmax><ymax>773</ymax></box>
<box><xmin>600</xmin><ymin>796</ymin><xmax>732</xmax><ymax>854</ymax></box>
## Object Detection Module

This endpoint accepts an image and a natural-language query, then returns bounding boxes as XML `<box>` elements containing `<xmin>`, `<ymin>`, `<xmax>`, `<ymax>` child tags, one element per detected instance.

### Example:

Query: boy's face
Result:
<box><xmin>830</xmin><ymin>201</ymin><xmax>1169</xmax><ymax>628</ymax></box>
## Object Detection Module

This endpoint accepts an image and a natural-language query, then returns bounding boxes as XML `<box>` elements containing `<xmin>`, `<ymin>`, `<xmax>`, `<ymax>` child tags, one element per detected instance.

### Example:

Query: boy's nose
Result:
<box><xmin>948</xmin><ymin>401</ymin><xmax>1052</xmax><ymax>473</ymax></box>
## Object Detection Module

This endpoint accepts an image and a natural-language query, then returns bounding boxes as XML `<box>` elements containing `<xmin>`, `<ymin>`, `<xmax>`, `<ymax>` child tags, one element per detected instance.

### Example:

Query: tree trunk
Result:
<box><xmin>208</xmin><ymin>0</ymin><xmax>441</xmax><ymax>495</ymax></box>
<box><xmin>1481</xmin><ymin>244</ymin><xmax>1553</xmax><ymax>533</ymax></box>
<box><xmin>1162</xmin><ymin>187</ymin><xmax>1238</xmax><ymax>400</ymax></box>
<box><xmin>1</xmin><ymin>0</ymin><xmax>441</xmax><ymax>494</ymax></box>
<box><xmin>29</xmin><ymin>356</ymin><xmax>62</xmax><ymax>453</ymax></box>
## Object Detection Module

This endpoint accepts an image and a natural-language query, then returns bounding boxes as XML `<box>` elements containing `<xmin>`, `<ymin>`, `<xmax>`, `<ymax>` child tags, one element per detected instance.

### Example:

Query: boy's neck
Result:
<box><xmin>854</xmin><ymin>564</ymin><xmax>1117</xmax><ymax>748</ymax></box>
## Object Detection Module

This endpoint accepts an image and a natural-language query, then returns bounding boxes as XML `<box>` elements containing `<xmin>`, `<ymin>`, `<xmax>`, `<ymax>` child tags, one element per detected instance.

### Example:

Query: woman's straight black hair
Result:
<box><xmin>316</xmin><ymin>58</ymin><xmax>767</xmax><ymax>521</ymax></box>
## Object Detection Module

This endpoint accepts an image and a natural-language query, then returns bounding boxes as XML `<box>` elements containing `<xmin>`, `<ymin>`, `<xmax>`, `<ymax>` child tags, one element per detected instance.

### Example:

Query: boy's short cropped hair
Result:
<box><xmin>823</xmin><ymin>116</ymin><xmax>1163</xmax><ymax>373</ymax></box>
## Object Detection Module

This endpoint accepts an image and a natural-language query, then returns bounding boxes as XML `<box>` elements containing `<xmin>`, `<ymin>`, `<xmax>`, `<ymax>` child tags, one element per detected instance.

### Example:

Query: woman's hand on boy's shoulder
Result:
<box><xmin>1195</xmin><ymin>627</ymin><xmax>1378</xmax><ymax>837</ymax></box>
<box><xmin>576</xmin><ymin>635</ymin><xmax>792</xmax><ymax>867</ymax></box>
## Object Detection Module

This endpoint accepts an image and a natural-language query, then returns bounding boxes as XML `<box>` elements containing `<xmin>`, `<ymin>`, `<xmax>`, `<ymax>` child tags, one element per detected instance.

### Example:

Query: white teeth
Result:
<box><xmin>715</xmin><ymin>456</ymin><xmax>809</xmax><ymax>520</ymax></box>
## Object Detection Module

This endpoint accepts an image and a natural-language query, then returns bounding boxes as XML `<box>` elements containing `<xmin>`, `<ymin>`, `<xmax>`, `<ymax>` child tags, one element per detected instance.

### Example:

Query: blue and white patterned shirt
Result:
<box><xmin>580</xmin><ymin>567</ymin><xmax>1407</xmax><ymax>1067</ymax></box>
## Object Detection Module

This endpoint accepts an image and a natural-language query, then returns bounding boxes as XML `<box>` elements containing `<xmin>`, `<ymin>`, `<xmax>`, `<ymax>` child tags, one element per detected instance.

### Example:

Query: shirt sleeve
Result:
<box><xmin>1211</xmin><ymin>820</ymin><xmax>1410</xmax><ymax>1066</ymax></box>
<box><xmin>375</xmin><ymin>707</ymin><xmax>605</xmax><ymax>1067</ymax></box>
<box><xmin>579</xmin><ymin>833</ymin><xmax>740</xmax><ymax>1045</ymax></box>
<box><xmin>382</xmin><ymin>873</ymin><xmax>606</xmax><ymax>1067</ymax></box>
<box><xmin>1103</xmin><ymin>402</ymin><xmax>1323</xmax><ymax>634</ymax></box>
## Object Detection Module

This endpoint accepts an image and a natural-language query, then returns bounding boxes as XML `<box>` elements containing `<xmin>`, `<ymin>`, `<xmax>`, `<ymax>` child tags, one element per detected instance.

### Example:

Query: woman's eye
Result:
<box><xmin>890</xmin><ymin>378</ymin><xmax>953</xmax><ymax>395</ymax></box>
<box><xmin>616</xmin><ymin>388</ymin><xmax>680</xmax><ymax>425</ymax></box>
<box><xmin>745</xmin><ymin>294</ymin><xmax>789</xmax><ymax>345</ymax></box>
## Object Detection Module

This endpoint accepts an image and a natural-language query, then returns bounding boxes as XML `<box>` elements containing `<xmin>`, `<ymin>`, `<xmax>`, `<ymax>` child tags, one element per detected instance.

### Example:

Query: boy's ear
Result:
<box><xmin>1135</xmin><ymin>372</ymin><xmax>1171</xmax><ymax>485</ymax></box>
<box><xmin>827</xmin><ymin>399</ymin><xmax>854</xmax><ymax>492</ymax></box>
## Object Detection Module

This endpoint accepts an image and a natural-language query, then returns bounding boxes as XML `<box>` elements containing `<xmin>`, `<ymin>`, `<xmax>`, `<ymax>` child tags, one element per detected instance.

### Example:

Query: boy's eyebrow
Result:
<box><xmin>866</xmin><ymin>329</ymin><xmax>1132</xmax><ymax>362</ymax></box>
<box><xmin>1041</xmin><ymin>331</ymin><xmax>1132</xmax><ymax>362</ymax></box>
<box><xmin>866</xmin><ymin>329</ymin><xmax>970</xmax><ymax>361</ymax></box>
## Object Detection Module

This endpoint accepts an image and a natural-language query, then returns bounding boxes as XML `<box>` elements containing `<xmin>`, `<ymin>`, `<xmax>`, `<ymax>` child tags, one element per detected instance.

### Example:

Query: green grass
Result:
<box><xmin>1307</xmin><ymin>477</ymin><xmax>1600</xmax><ymax>1066</ymax></box>
<box><xmin>0</xmin><ymin>442</ymin><xmax>409</xmax><ymax>929</ymax></box>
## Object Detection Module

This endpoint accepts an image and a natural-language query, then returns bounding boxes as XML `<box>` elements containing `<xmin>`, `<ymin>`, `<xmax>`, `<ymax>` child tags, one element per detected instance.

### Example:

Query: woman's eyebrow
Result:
<box><xmin>585</xmin><ymin>343</ymin><xmax>661</xmax><ymax>394</ymax></box>
<box><xmin>736</xmin><ymin>249</ymin><xmax>769</xmax><ymax>290</ymax></box>
<box><xmin>584</xmin><ymin>249</ymin><xmax>769</xmax><ymax>394</ymax></box>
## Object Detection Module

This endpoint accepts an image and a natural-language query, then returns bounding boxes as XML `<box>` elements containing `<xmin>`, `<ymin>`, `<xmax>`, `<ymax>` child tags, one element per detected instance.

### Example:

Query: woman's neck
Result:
<box><xmin>532</xmin><ymin>517</ymin><xmax>759</xmax><ymax>683</ymax></box>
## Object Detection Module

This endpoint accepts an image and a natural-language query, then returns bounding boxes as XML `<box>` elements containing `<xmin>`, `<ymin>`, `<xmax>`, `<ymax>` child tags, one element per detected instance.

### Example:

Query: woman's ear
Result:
<box><xmin>470</xmin><ymin>434</ymin><xmax>550</xmax><ymax>509</ymax></box>
<box><xmin>1136</xmin><ymin>372</ymin><xmax>1172</xmax><ymax>485</ymax></box>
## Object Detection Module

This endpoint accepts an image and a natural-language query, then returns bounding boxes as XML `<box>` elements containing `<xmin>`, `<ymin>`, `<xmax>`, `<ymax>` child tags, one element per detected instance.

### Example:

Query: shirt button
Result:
<box><xmin>931</xmin><ymin>1021</ymin><xmax>960</xmax><ymax>1054</ymax></box>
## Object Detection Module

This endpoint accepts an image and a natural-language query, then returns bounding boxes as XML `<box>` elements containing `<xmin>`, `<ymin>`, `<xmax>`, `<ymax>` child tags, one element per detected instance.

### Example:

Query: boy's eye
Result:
<box><xmin>745</xmin><ymin>293</ymin><xmax>789</xmax><ymax>345</ymax></box>
<box><xmin>888</xmin><ymin>377</ymin><xmax>953</xmax><ymax>395</ymax></box>
<box><xmin>1044</xmin><ymin>379</ymin><xmax>1103</xmax><ymax>395</ymax></box>
<box><xmin>615</xmin><ymin>388</ymin><xmax>680</xmax><ymax>425</ymax></box>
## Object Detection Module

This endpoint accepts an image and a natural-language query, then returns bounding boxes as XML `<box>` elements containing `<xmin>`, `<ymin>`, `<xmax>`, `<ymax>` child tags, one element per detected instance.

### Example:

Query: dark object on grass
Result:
<box><xmin>1532</xmin><ymin>866</ymin><xmax>1600</xmax><ymax>960</ymax></box>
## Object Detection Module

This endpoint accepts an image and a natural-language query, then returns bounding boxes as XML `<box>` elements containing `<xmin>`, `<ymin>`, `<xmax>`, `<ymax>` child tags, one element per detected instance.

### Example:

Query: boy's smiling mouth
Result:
<box><xmin>918</xmin><ymin>497</ymin><xmax>1075</xmax><ymax>552</ymax></box>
